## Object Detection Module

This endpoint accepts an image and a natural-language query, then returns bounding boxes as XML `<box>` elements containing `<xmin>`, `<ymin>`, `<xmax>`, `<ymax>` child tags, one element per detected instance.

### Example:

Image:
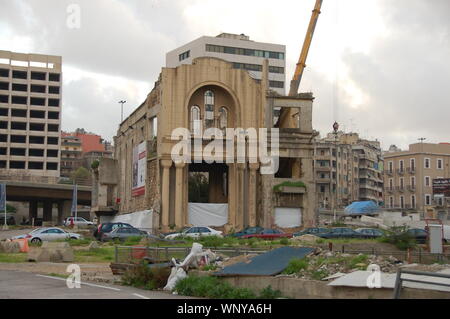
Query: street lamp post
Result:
<box><xmin>118</xmin><ymin>100</ymin><xmax>127</xmax><ymax>123</ymax></box>
<box><xmin>333</xmin><ymin>122</ymin><xmax>339</xmax><ymax>223</ymax></box>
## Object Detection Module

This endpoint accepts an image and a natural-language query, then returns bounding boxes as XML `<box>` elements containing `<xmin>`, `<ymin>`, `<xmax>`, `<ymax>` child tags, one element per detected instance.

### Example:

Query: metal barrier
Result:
<box><xmin>336</xmin><ymin>248</ymin><xmax>450</xmax><ymax>264</ymax></box>
<box><xmin>114</xmin><ymin>246</ymin><xmax>268</xmax><ymax>264</ymax></box>
<box><xmin>393</xmin><ymin>269</ymin><xmax>450</xmax><ymax>299</ymax></box>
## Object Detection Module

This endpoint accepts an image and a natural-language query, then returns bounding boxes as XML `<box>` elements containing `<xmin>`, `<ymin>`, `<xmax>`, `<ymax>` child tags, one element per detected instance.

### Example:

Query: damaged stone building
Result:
<box><xmin>92</xmin><ymin>57</ymin><xmax>317</xmax><ymax>233</ymax></box>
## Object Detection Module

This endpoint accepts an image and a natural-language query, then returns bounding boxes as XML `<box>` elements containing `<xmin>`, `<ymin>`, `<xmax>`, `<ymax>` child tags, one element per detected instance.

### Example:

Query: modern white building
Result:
<box><xmin>166</xmin><ymin>33</ymin><xmax>286</xmax><ymax>95</ymax></box>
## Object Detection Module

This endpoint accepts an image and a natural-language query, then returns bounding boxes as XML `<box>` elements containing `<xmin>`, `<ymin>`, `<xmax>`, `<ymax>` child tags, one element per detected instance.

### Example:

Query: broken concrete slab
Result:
<box><xmin>27</xmin><ymin>242</ymin><xmax>74</xmax><ymax>262</ymax></box>
<box><xmin>1</xmin><ymin>241</ymin><xmax>21</xmax><ymax>253</ymax></box>
<box><xmin>215</xmin><ymin>247</ymin><xmax>315</xmax><ymax>277</ymax></box>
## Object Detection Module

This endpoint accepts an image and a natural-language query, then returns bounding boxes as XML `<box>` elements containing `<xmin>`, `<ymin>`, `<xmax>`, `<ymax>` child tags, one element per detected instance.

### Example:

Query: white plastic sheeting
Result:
<box><xmin>188</xmin><ymin>203</ymin><xmax>228</xmax><ymax>227</ymax></box>
<box><xmin>107</xmin><ymin>210</ymin><xmax>153</xmax><ymax>232</ymax></box>
<box><xmin>274</xmin><ymin>207</ymin><xmax>301</xmax><ymax>228</ymax></box>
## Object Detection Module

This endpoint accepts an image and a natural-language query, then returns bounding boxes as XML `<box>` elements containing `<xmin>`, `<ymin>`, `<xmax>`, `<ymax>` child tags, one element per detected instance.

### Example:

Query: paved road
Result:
<box><xmin>0</xmin><ymin>270</ymin><xmax>191</xmax><ymax>299</ymax></box>
<box><xmin>0</xmin><ymin>228</ymin><xmax>32</xmax><ymax>240</ymax></box>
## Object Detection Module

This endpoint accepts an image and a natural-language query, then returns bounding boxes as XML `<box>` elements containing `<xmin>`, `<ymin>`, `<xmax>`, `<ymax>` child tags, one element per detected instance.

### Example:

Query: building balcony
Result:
<box><xmin>384</xmin><ymin>170</ymin><xmax>393</xmax><ymax>176</ymax></box>
<box><xmin>385</xmin><ymin>187</ymin><xmax>394</xmax><ymax>193</ymax></box>
<box><xmin>396</xmin><ymin>186</ymin><xmax>405</xmax><ymax>192</ymax></box>
<box><xmin>407</xmin><ymin>167</ymin><xmax>416</xmax><ymax>174</ymax></box>
<box><xmin>406</xmin><ymin>185</ymin><xmax>416</xmax><ymax>192</ymax></box>
<box><xmin>397</xmin><ymin>168</ymin><xmax>405</xmax><ymax>175</ymax></box>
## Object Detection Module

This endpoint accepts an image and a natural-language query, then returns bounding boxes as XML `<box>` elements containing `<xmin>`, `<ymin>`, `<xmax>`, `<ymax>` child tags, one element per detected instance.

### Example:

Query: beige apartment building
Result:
<box><xmin>0</xmin><ymin>50</ymin><xmax>62</xmax><ymax>182</ymax></box>
<box><xmin>384</xmin><ymin>143</ymin><xmax>450</xmax><ymax>220</ymax></box>
<box><xmin>314</xmin><ymin>132</ymin><xmax>384</xmax><ymax>209</ymax></box>
<box><xmin>92</xmin><ymin>57</ymin><xmax>317</xmax><ymax>232</ymax></box>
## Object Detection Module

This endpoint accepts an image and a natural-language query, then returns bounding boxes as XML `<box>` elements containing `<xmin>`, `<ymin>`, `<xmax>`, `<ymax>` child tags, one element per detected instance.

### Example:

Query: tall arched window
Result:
<box><xmin>218</xmin><ymin>107</ymin><xmax>228</xmax><ymax>131</ymax></box>
<box><xmin>190</xmin><ymin>105</ymin><xmax>201</xmax><ymax>136</ymax></box>
<box><xmin>204</xmin><ymin>90</ymin><xmax>214</xmax><ymax>129</ymax></box>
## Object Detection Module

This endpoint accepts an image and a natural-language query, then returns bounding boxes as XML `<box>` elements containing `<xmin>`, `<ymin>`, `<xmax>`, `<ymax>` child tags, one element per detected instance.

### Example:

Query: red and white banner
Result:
<box><xmin>132</xmin><ymin>142</ymin><xmax>146</xmax><ymax>197</ymax></box>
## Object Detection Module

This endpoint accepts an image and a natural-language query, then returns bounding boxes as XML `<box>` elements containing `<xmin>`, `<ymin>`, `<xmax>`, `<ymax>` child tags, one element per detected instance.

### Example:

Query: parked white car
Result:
<box><xmin>63</xmin><ymin>217</ymin><xmax>94</xmax><ymax>227</ymax></box>
<box><xmin>164</xmin><ymin>226</ymin><xmax>223</xmax><ymax>240</ymax></box>
<box><xmin>12</xmin><ymin>227</ymin><xmax>82</xmax><ymax>243</ymax></box>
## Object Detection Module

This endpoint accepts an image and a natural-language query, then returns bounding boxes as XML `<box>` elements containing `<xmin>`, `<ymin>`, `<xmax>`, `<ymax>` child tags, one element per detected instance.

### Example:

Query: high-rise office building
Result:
<box><xmin>166</xmin><ymin>33</ymin><xmax>286</xmax><ymax>94</ymax></box>
<box><xmin>0</xmin><ymin>50</ymin><xmax>62</xmax><ymax>182</ymax></box>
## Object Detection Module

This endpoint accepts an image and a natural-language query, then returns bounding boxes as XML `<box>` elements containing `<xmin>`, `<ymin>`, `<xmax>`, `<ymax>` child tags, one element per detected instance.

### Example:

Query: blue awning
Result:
<box><xmin>344</xmin><ymin>201</ymin><xmax>380</xmax><ymax>215</ymax></box>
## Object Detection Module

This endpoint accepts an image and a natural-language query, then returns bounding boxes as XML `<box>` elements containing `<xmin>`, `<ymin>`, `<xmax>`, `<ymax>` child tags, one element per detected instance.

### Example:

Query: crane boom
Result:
<box><xmin>289</xmin><ymin>0</ymin><xmax>323</xmax><ymax>96</ymax></box>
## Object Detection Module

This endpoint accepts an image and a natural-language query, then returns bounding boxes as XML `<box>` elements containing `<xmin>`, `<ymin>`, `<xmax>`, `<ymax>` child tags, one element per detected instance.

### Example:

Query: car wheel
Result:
<box><xmin>31</xmin><ymin>238</ymin><xmax>41</xmax><ymax>244</ymax></box>
<box><xmin>70</xmin><ymin>237</ymin><xmax>78</xmax><ymax>240</ymax></box>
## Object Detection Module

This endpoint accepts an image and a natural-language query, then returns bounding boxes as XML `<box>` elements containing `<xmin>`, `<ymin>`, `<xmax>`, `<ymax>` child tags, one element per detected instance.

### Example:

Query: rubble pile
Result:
<box><xmin>280</xmin><ymin>249</ymin><xmax>408</xmax><ymax>281</ymax></box>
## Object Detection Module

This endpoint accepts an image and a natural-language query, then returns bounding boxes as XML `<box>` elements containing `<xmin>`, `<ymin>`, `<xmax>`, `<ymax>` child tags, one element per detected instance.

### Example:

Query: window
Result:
<box><xmin>399</xmin><ymin>160</ymin><xmax>404</xmax><ymax>171</ymax></box>
<box><xmin>424</xmin><ymin>158</ymin><xmax>430</xmax><ymax>169</ymax></box>
<box><xmin>411</xmin><ymin>195</ymin><xmax>416</xmax><ymax>208</ymax></box>
<box><xmin>31</xmin><ymin>84</ymin><xmax>46</xmax><ymax>93</ymax></box>
<box><xmin>48</xmin><ymin>86</ymin><xmax>60</xmax><ymax>94</ymax></box>
<box><xmin>437</xmin><ymin>159</ymin><xmax>443</xmax><ymax>169</ymax></box>
<box><xmin>388</xmin><ymin>161</ymin><xmax>393</xmax><ymax>173</ymax></box>
<box><xmin>30</xmin><ymin>72</ymin><xmax>46</xmax><ymax>81</ymax></box>
<box><xmin>204</xmin><ymin>90</ymin><xmax>214</xmax><ymax>129</ymax></box>
<box><xmin>411</xmin><ymin>176</ymin><xmax>415</xmax><ymax>188</ymax></box>
<box><xmin>179</xmin><ymin>50</ymin><xmax>190</xmax><ymax>62</ymax></box>
<box><xmin>49</xmin><ymin>73</ymin><xmax>60</xmax><ymax>82</ymax></box>
<box><xmin>400</xmin><ymin>196</ymin><xmax>405</xmax><ymax>209</ymax></box>
<box><xmin>269</xmin><ymin>80</ymin><xmax>284</xmax><ymax>88</ymax></box>
<box><xmin>389</xmin><ymin>178</ymin><xmax>393</xmax><ymax>189</ymax></box>
<box><xmin>190</xmin><ymin>106</ymin><xmax>201</xmax><ymax>136</ymax></box>
<box><xmin>410</xmin><ymin>158</ymin><xmax>415</xmax><ymax>170</ymax></box>
<box><xmin>12</xmin><ymin>70</ymin><xmax>27</xmax><ymax>79</ymax></box>
<box><xmin>12</xmin><ymin>83</ymin><xmax>27</xmax><ymax>92</ymax></box>
<box><xmin>425</xmin><ymin>194</ymin><xmax>431</xmax><ymax>206</ymax></box>
<box><xmin>218</xmin><ymin>107</ymin><xmax>228</xmax><ymax>130</ymax></box>
<box><xmin>425</xmin><ymin>176</ymin><xmax>430</xmax><ymax>187</ymax></box>
<box><xmin>400</xmin><ymin>177</ymin><xmax>404</xmax><ymax>189</ymax></box>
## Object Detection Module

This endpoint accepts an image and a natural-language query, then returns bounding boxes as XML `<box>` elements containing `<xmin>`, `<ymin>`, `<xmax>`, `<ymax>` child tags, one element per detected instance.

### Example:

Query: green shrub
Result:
<box><xmin>175</xmin><ymin>275</ymin><xmax>256</xmax><ymax>299</ymax></box>
<box><xmin>279</xmin><ymin>238</ymin><xmax>290</xmax><ymax>245</ymax></box>
<box><xmin>349</xmin><ymin>254</ymin><xmax>369</xmax><ymax>269</ymax></box>
<box><xmin>121</xmin><ymin>263</ymin><xmax>170</xmax><ymax>290</ymax></box>
<box><xmin>379</xmin><ymin>226</ymin><xmax>417</xmax><ymax>250</ymax></box>
<box><xmin>283</xmin><ymin>258</ymin><xmax>309</xmax><ymax>274</ymax></box>
<box><xmin>311</xmin><ymin>269</ymin><xmax>329</xmax><ymax>280</ymax></box>
<box><xmin>201</xmin><ymin>264</ymin><xmax>218</xmax><ymax>271</ymax></box>
<box><xmin>259</xmin><ymin>285</ymin><xmax>283</xmax><ymax>299</ymax></box>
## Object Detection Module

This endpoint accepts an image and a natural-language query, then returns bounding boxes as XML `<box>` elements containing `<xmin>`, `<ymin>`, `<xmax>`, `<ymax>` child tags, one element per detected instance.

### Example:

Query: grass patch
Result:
<box><xmin>123</xmin><ymin>236</ymin><xmax>145</xmax><ymax>246</ymax></box>
<box><xmin>0</xmin><ymin>252</ymin><xmax>27</xmax><ymax>263</ymax></box>
<box><xmin>349</xmin><ymin>254</ymin><xmax>369</xmax><ymax>269</ymax></box>
<box><xmin>74</xmin><ymin>247</ymin><xmax>114</xmax><ymax>263</ymax></box>
<box><xmin>121</xmin><ymin>263</ymin><xmax>171</xmax><ymax>290</ymax></box>
<box><xmin>283</xmin><ymin>258</ymin><xmax>308</xmax><ymax>274</ymax></box>
<box><xmin>63</xmin><ymin>238</ymin><xmax>93</xmax><ymax>246</ymax></box>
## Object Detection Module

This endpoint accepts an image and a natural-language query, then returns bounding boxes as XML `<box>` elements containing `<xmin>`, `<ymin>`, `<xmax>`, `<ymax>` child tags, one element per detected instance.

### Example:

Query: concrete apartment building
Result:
<box><xmin>60</xmin><ymin>135</ymin><xmax>83</xmax><ymax>178</ymax></box>
<box><xmin>314</xmin><ymin>132</ymin><xmax>384</xmax><ymax>209</ymax></box>
<box><xmin>0</xmin><ymin>50</ymin><xmax>62</xmax><ymax>182</ymax></box>
<box><xmin>166</xmin><ymin>33</ymin><xmax>286</xmax><ymax>95</ymax></box>
<box><xmin>384</xmin><ymin>142</ymin><xmax>450</xmax><ymax>221</ymax></box>
<box><xmin>92</xmin><ymin>57</ymin><xmax>316</xmax><ymax>233</ymax></box>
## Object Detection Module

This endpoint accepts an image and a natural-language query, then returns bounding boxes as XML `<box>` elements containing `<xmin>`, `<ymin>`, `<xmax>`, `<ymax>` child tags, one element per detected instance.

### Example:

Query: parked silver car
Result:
<box><xmin>12</xmin><ymin>227</ymin><xmax>82</xmax><ymax>243</ymax></box>
<box><xmin>63</xmin><ymin>217</ymin><xmax>94</xmax><ymax>227</ymax></box>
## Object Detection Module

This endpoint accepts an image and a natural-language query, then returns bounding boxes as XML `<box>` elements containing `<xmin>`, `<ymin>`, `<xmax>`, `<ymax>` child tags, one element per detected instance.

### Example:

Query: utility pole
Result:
<box><xmin>118</xmin><ymin>100</ymin><xmax>127</xmax><ymax>123</ymax></box>
<box><xmin>333</xmin><ymin>121</ymin><xmax>339</xmax><ymax>223</ymax></box>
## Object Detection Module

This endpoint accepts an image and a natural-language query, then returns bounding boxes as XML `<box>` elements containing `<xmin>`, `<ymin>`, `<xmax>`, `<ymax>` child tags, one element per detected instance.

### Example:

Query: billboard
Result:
<box><xmin>132</xmin><ymin>142</ymin><xmax>146</xmax><ymax>197</ymax></box>
<box><xmin>432</xmin><ymin>178</ymin><xmax>450</xmax><ymax>197</ymax></box>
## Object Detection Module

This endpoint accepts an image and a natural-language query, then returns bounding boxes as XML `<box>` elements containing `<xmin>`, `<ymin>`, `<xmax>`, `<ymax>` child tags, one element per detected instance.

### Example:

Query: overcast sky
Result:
<box><xmin>1</xmin><ymin>0</ymin><xmax>449</xmax><ymax>150</ymax></box>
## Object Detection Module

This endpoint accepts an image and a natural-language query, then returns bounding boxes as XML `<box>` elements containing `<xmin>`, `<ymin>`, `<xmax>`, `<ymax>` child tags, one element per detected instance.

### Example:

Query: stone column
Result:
<box><xmin>161</xmin><ymin>160</ymin><xmax>172</xmax><ymax>230</ymax></box>
<box><xmin>43</xmin><ymin>200</ymin><xmax>53</xmax><ymax>222</ymax></box>
<box><xmin>248</xmin><ymin>163</ymin><xmax>259</xmax><ymax>227</ymax></box>
<box><xmin>236</xmin><ymin>163</ymin><xmax>246</xmax><ymax>229</ymax></box>
<box><xmin>174</xmin><ymin>162</ymin><xmax>185</xmax><ymax>228</ymax></box>
<box><xmin>28</xmin><ymin>201</ymin><xmax>38</xmax><ymax>222</ymax></box>
<box><xmin>226</xmin><ymin>163</ymin><xmax>236</xmax><ymax>230</ymax></box>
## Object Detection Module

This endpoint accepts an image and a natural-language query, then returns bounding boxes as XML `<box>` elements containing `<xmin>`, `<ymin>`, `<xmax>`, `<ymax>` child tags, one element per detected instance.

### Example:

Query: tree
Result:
<box><xmin>188</xmin><ymin>173</ymin><xmax>209</xmax><ymax>203</ymax></box>
<box><xmin>70</xmin><ymin>166</ymin><xmax>90</xmax><ymax>182</ymax></box>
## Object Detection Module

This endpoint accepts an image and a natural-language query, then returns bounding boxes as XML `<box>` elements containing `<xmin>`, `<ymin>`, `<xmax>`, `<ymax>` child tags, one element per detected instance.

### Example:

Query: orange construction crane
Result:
<box><xmin>289</xmin><ymin>0</ymin><xmax>323</xmax><ymax>96</ymax></box>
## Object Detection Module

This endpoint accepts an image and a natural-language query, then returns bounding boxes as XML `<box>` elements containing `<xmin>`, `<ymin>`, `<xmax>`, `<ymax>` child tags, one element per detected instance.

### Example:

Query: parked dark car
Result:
<box><xmin>316</xmin><ymin>227</ymin><xmax>365</xmax><ymax>239</ymax></box>
<box><xmin>229</xmin><ymin>226</ymin><xmax>264</xmax><ymax>238</ymax></box>
<box><xmin>93</xmin><ymin>222</ymin><xmax>134</xmax><ymax>241</ymax></box>
<box><xmin>293</xmin><ymin>227</ymin><xmax>329</xmax><ymax>237</ymax></box>
<box><xmin>101</xmin><ymin>227</ymin><xmax>149</xmax><ymax>242</ymax></box>
<box><xmin>405</xmin><ymin>228</ymin><xmax>428</xmax><ymax>244</ymax></box>
<box><xmin>241</xmin><ymin>228</ymin><xmax>292</xmax><ymax>240</ymax></box>
<box><xmin>355</xmin><ymin>228</ymin><xmax>385</xmax><ymax>239</ymax></box>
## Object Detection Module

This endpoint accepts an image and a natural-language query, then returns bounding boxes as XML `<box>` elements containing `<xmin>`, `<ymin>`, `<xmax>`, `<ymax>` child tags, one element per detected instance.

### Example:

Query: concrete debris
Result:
<box><xmin>1</xmin><ymin>241</ymin><xmax>21</xmax><ymax>253</ymax></box>
<box><xmin>27</xmin><ymin>242</ymin><xmax>74</xmax><ymax>263</ymax></box>
<box><xmin>221</xmin><ymin>254</ymin><xmax>258</xmax><ymax>267</ymax></box>
<box><xmin>291</xmin><ymin>234</ymin><xmax>321</xmax><ymax>243</ymax></box>
<box><xmin>88</xmin><ymin>241</ymin><xmax>100</xmax><ymax>250</ymax></box>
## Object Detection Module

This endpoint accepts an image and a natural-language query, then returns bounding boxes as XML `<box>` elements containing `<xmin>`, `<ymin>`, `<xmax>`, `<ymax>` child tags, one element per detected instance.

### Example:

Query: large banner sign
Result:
<box><xmin>132</xmin><ymin>142</ymin><xmax>146</xmax><ymax>197</ymax></box>
<box><xmin>433</xmin><ymin>178</ymin><xmax>450</xmax><ymax>197</ymax></box>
